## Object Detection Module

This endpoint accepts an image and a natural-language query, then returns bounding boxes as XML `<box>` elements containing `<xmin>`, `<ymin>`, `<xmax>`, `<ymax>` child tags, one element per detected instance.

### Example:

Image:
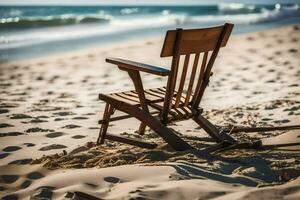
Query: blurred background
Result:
<box><xmin>1</xmin><ymin>0</ymin><xmax>300</xmax><ymax>61</ymax></box>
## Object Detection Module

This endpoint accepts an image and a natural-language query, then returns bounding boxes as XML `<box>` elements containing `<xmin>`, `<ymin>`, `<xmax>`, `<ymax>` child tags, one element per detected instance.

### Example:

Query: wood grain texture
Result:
<box><xmin>161</xmin><ymin>23</ymin><xmax>234</xmax><ymax>57</ymax></box>
<box><xmin>106</xmin><ymin>57</ymin><xmax>170</xmax><ymax>76</ymax></box>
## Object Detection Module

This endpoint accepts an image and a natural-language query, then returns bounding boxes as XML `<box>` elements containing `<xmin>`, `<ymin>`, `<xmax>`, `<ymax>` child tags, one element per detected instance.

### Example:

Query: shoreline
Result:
<box><xmin>2</xmin><ymin>22</ymin><xmax>300</xmax><ymax>63</ymax></box>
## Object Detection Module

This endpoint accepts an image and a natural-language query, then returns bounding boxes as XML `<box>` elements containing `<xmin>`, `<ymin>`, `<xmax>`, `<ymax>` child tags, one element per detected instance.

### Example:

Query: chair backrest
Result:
<box><xmin>160</xmin><ymin>23</ymin><xmax>234</xmax><ymax>122</ymax></box>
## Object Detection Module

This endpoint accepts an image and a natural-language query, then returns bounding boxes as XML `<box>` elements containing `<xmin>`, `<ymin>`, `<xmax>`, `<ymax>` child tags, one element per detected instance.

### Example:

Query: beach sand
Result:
<box><xmin>0</xmin><ymin>24</ymin><xmax>300</xmax><ymax>199</ymax></box>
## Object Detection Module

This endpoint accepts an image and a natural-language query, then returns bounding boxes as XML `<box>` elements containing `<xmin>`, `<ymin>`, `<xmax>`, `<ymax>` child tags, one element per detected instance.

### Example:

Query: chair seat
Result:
<box><xmin>99</xmin><ymin>87</ymin><xmax>201</xmax><ymax>122</ymax></box>
<box><xmin>99</xmin><ymin>87</ymin><xmax>190</xmax><ymax>106</ymax></box>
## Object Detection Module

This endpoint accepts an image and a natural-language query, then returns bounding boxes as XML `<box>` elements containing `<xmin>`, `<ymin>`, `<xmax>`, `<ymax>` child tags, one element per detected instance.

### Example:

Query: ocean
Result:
<box><xmin>1</xmin><ymin>3</ymin><xmax>300</xmax><ymax>61</ymax></box>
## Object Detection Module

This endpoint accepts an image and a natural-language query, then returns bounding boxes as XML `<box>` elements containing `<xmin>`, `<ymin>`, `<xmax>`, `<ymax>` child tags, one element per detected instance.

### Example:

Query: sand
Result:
<box><xmin>0</xmin><ymin>24</ymin><xmax>300</xmax><ymax>199</ymax></box>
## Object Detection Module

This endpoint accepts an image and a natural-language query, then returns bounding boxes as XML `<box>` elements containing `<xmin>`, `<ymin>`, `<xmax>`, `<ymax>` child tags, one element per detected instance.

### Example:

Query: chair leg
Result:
<box><xmin>137</xmin><ymin>123</ymin><xmax>146</xmax><ymax>135</ymax></box>
<box><xmin>193</xmin><ymin>114</ymin><xmax>237</xmax><ymax>144</ymax></box>
<box><xmin>97</xmin><ymin>103</ymin><xmax>114</xmax><ymax>145</ymax></box>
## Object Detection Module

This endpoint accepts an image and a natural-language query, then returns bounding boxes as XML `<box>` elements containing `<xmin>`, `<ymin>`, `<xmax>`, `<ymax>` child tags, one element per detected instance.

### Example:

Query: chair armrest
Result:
<box><xmin>106</xmin><ymin>57</ymin><xmax>170</xmax><ymax>76</ymax></box>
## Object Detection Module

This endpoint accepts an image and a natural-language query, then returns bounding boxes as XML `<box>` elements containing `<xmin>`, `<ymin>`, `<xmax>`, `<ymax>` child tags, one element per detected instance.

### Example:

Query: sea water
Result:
<box><xmin>0</xmin><ymin>3</ymin><xmax>300</xmax><ymax>60</ymax></box>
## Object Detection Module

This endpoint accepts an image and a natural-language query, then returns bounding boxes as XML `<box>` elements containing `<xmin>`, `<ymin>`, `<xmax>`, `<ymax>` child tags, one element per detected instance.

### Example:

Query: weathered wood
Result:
<box><xmin>193</xmin><ymin>114</ymin><xmax>237</xmax><ymax>144</ymax></box>
<box><xmin>192</xmin><ymin>52</ymin><xmax>208</xmax><ymax>106</ymax></box>
<box><xmin>106</xmin><ymin>57</ymin><xmax>170</xmax><ymax>76</ymax></box>
<box><xmin>97</xmin><ymin>103</ymin><xmax>114</xmax><ymax>144</ymax></box>
<box><xmin>193</xmin><ymin>24</ymin><xmax>231</xmax><ymax>108</ymax></box>
<box><xmin>185</xmin><ymin>53</ymin><xmax>200</xmax><ymax>106</ymax></box>
<box><xmin>115</xmin><ymin>93</ymin><xmax>140</xmax><ymax>103</ymax></box>
<box><xmin>98</xmin><ymin>110</ymin><xmax>160</xmax><ymax>124</ymax></box>
<box><xmin>215</xmin><ymin>140</ymin><xmax>262</xmax><ymax>153</ymax></box>
<box><xmin>200</xmin><ymin>140</ymin><xmax>234</xmax><ymax>154</ymax></box>
<box><xmin>161</xmin><ymin>24</ymin><xmax>234</xmax><ymax>57</ymax></box>
<box><xmin>127</xmin><ymin>69</ymin><xmax>150</xmax><ymax>135</ymax></box>
<box><xmin>105</xmin><ymin>133</ymin><xmax>157</xmax><ymax>149</ymax></box>
<box><xmin>100</xmin><ymin>94</ymin><xmax>192</xmax><ymax>151</ymax></box>
<box><xmin>175</xmin><ymin>54</ymin><xmax>190</xmax><ymax>107</ymax></box>
<box><xmin>162</xmin><ymin>28</ymin><xmax>183</xmax><ymax>123</ymax></box>
<box><xmin>98</xmin><ymin>24</ymin><xmax>240</xmax><ymax>152</ymax></box>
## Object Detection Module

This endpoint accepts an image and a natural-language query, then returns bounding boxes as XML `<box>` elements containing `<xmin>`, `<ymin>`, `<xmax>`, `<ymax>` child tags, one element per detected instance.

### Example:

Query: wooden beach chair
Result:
<box><xmin>97</xmin><ymin>23</ymin><xmax>242</xmax><ymax>152</ymax></box>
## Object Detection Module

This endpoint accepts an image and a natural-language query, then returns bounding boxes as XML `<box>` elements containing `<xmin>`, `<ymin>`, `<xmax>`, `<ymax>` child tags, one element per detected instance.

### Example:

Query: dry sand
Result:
<box><xmin>0</xmin><ymin>24</ymin><xmax>300</xmax><ymax>199</ymax></box>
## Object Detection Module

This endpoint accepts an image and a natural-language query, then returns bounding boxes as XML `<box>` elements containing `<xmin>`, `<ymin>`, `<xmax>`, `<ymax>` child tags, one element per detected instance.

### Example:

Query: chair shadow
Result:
<box><xmin>162</xmin><ymin>149</ymin><xmax>300</xmax><ymax>187</ymax></box>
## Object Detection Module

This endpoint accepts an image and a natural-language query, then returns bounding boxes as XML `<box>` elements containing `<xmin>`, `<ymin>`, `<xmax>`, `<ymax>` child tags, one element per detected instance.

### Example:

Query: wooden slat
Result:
<box><xmin>149</xmin><ymin>103</ymin><xmax>178</xmax><ymax>117</ymax></box>
<box><xmin>109</xmin><ymin>94</ymin><xmax>138</xmax><ymax>105</ymax></box>
<box><xmin>180</xmin><ymin>107</ymin><xmax>193</xmax><ymax>118</ymax></box>
<box><xmin>192</xmin><ymin>52</ymin><xmax>208</xmax><ymax>106</ymax></box>
<box><xmin>161</xmin><ymin>24</ymin><xmax>234</xmax><ymax>57</ymax></box>
<box><xmin>100</xmin><ymin>87</ymin><xmax>168</xmax><ymax>106</ymax></box>
<box><xmin>153</xmin><ymin>88</ymin><xmax>180</xmax><ymax>105</ymax></box>
<box><xmin>144</xmin><ymin>90</ymin><xmax>164</xmax><ymax>101</ymax></box>
<box><xmin>114</xmin><ymin>93</ymin><xmax>139</xmax><ymax>103</ymax></box>
<box><xmin>193</xmin><ymin>24</ymin><xmax>231</xmax><ymax>108</ymax></box>
<box><xmin>161</xmin><ymin>28</ymin><xmax>183</xmax><ymax>123</ymax></box>
<box><xmin>158</xmin><ymin>87</ymin><xmax>185</xmax><ymax>106</ymax></box>
<box><xmin>122</xmin><ymin>92</ymin><xmax>140</xmax><ymax>101</ymax></box>
<box><xmin>175</xmin><ymin>54</ymin><xmax>190</xmax><ymax>108</ymax></box>
<box><xmin>185</xmin><ymin>53</ymin><xmax>200</xmax><ymax>106</ymax></box>
<box><xmin>152</xmin><ymin>88</ymin><xmax>167</xmax><ymax>96</ymax></box>
<box><xmin>126</xmin><ymin>91</ymin><xmax>159</xmax><ymax>103</ymax></box>
<box><xmin>98</xmin><ymin>110</ymin><xmax>160</xmax><ymax>124</ymax></box>
<box><xmin>132</xmin><ymin>90</ymin><xmax>164</xmax><ymax>103</ymax></box>
<box><xmin>105</xmin><ymin>134</ymin><xmax>157</xmax><ymax>149</ymax></box>
<box><xmin>168</xmin><ymin>56</ymin><xmax>180</xmax><ymax>105</ymax></box>
<box><xmin>106</xmin><ymin>57</ymin><xmax>170</xmax><ymax>76</ymax></box>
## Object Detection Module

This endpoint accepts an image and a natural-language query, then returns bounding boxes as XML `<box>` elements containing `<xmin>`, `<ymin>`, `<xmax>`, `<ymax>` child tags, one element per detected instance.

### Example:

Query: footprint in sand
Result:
<box><xmin>3</xmin><ymin>146</ymin><xmax>22</xmax><ymax>152</ymax></box>
<box><xmin>0</xmin><ymin>123</ymin><xmax>13</xmax><ymax>128</ymax></box>
<box><xmin>28</xmin><ymin>118</ymin><xmax>48</xmax><ymax>123</ymax></box>
<box><xmin>288</xmin><ymin>48</ymin><xmax>298</xmax><ymax>53</ymax></box>
<box><xmin>289</xmin><ymin>84</ymin><xmax>299</xmax><ymax>87</ymax></box>
<box><xmin>46</xmin><ymin>132</ymin><xmax>65</xmax><ymax>138</ymax></box>
<box><xmin>89</xmin><ymin>127</ymin><xmax>100</xmax><ymax>129</ymax></box>
<box><xmin>53</xmin><ymin>111</ymin><xmax>75</xmax><ymax>116</ymax></box>
<box><xmin>274</xmin><ymin>119</ymin><xmax>290</xmax><ymax>124</ymax></box>
<box><xmin>0</xmin><ymin>109</ymin><xmax>9</xmax><ymax>114</ymax></box>
<box><xmin>84</xmin><ymin>113</ymin><xmax>95</xmax><ymax>116</ymax></box>
<box><xmin>0</xmin><ymin>153</ymin><xmax>10</xmax><ymax>159</ymax></box>
<box><xmin>9</xmin><ymin>158</ymin><xmax>33</xmax><ymax>165</ymax></box>
<box><xmin>36</xmin><ymin>76</ymin><xmax>44</xmax><ymax>81</ymax></box>
<box><xmin>24</xmin><ymin>143</ymin><xmax>35</xmax><ymax>147</ymax></box>
<box><xmin>54</xmin><ymin>118</ymin><xmax>65</xmax><ymax>121</ymax></box>
<box><xmin>2</xmin><ymin>194</ymin><xmax>18</xmax><ymax>200</ymax></box>
<box><xmin>104</xmin><ymin>176</ymin><xmax>120</xmax><ymax>184</ymax></box>
<box><xmin>27</xmin><ymin>171</ymin><xmax>45</xmax><ymax>180</ymax></box>
<box><xmin>62</xmin><ymin>124</ymin><xmax>81</xmax><ymax>129</ymax></box>
<box><xmin>10</xmin><ymin>114</ymin><xmax>32</xmax><ymax>119</ymax></box>
<box><xmin>72</xmin><ymin>117</ymin><xmax>89</xmax><ymax>120</ymax></box>
<box><xmin>71</xmin><ymin>135</ymin><xmax>86</xmax><ymax>139</ymax></box>
<box><xmin>21</xmin><ymin>180</ymin><xmax>32</xmax><ymax>189</ymax></box>
<box><xmin>39</xmin><ymin>144</ymin><xmax>67</xmax><ymax>151</ymax></box>
<box><xmin>25</xmin><ymin>127</ymin><xmax>54</xmax><ymax>133</ymax></box>
<box><xmin>0</xmin><ymin>175</ymin><xmax>19</xmax><ymax>184</ymax></box>
<box><xmin>31</xmin><ymin>187</ymin><xmax>54</xmax><ymax>199</ymax></box>
<box><xmin>0</xmin><ymin>132</ymin><xmax>23</xmax><ymax>137</ymax></box>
